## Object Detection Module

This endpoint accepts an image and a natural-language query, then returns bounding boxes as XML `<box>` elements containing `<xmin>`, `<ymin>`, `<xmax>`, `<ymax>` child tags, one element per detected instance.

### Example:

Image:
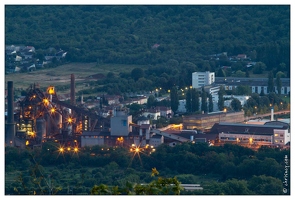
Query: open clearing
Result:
<box><xmin>5</xmin><ymin>62</ymin><xmax>146</xmax><ymax>94</ymax></box>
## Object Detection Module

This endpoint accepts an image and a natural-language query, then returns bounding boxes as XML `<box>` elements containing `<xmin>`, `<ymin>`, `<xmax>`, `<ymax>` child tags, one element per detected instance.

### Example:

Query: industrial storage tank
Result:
<box><xmin>36</xmin><ymin>118</ymin><xmax>46</xmax><ymax>141</ymax></box>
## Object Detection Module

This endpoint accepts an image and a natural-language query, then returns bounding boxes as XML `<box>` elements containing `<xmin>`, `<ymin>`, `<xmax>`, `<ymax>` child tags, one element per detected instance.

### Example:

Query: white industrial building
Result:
<box><xmin>211</xmin><ymin>122</ymin><xmax>290</xmax><ymax>147</ymax></box>
<box><xmin>110</xmin><ymin>108</ymin><xmax>132</xmax><ymax>136</ymax></box>
<box><xmin>192</xmin><ymin>71</ymin><xmax>215</xmax><ymax>88</ymax></box>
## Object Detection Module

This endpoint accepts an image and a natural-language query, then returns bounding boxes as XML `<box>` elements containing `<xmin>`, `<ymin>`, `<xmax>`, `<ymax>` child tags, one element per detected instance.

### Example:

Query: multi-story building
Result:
<box><xmin>110</xmin><ymin>108</ymin><xmax>132</xmax><ymax>136</ymax></box>
<box><xmin>215</xmin><ymin>77</ymin><xmax>290</xmax><ymax>95</ymax></box>
<box><xmin>182</xmin><ymin>111</ymin><xmax>245</xmax><ymax>132</ymax></box>
<box><xmin>192</xmin><ymin>71</ymin><xmax>215</xmax><ymax>88</ymax></box>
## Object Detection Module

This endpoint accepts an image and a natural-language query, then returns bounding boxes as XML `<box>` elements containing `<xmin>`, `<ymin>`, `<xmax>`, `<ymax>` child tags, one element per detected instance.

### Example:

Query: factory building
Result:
<box><xmin>110</xmin><ymin>108</ymin><xmax>132</xmax><ymax>136</ymax></box>
<box><xmin>210</xmin><ymin>122</ymin><xmax>290</xmax><ymax>147</ymax></box>
<box><xmin>5</xmin><ymin>74</ymin><xmax>108</xmax><ymax>149</ymax></box>
<box><xmin>182</xmin><ymin>111</ymin><xmax>245</xmax><ymax>132</ymax></box>
<box><xmin>215</xmin><ymin>77</ymin><xmax>290</xmax><ymax>95</ymax></box>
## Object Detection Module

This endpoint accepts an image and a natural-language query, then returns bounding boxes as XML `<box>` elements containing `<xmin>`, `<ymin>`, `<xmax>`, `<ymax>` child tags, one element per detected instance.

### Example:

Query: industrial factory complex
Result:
<box><xmin>5</xmin><ymin>74</ymin><xmax>290</xmax><ymax>151</ymax></box>
<box><xmin>4</xmin><ymin>74</ymin><xmax>189</xmax><ymax>150</ymax></box>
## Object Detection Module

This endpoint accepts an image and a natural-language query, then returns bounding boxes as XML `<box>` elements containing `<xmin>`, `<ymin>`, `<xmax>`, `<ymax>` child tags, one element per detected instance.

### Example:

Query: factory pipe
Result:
<box><xmin>70</xmin><ymin>74</ymin><xmax>76</xmax><ymax>105</ymax></box>
<box><xmin>5</xmin><ymin>81</ymin><xmax>15</xmax><ymax>146</ymax></box>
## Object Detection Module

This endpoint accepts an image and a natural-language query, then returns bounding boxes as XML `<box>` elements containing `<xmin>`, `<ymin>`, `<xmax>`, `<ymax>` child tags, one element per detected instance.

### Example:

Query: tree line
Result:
<box><xmin>6</xmin><ymin>5</ymin><xmax>290</xmax><ymax>73</ymax></box>
<box><xmin>5</xmin><ymin>142</ymin><xmax>290</xmax><ymax>195</ymax></box>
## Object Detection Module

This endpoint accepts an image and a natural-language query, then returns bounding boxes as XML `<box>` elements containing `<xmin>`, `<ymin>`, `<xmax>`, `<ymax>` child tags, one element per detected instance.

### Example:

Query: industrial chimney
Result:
<box><xmin>70</xmin><ymin>74</ymin><xmax>76</xmax><ymax>105</ymax></box>
<box><xmin>5</xmin><ymin>81</ymin><xmax>15</xmax><ymax>146</ymax></box>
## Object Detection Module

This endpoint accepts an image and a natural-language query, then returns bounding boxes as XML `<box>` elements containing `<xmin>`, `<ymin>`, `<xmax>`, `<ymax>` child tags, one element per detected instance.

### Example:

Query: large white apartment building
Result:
<box><xmin>192</xmin><ymin>71</ymin><xmax>215</xmax><ymax>88</ymax></box>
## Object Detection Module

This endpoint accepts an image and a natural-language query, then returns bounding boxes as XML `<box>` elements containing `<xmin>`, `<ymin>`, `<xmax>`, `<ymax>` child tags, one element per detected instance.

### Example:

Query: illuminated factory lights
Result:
<box><xmin>67</xmin><ymin>117</ymin><xmax>73</xmax><ymax>124</ymax></box>
<box><xmin>129</xmin><ymin>144</ymin><xmax>156</xmax><ymax>167</ymax></box>
<box><xmin>27</xmin><ymin>131</ymin><xmax>35</xmax><ymax>137</ymax></box>
<box><xmin>50</xmin><ymin>107</ymin><xmax>56</xmax><ymax>114</ymax></box>
<box><xmin>43</xmin><ymin>98</ymin><xmax>49</xmax><ymax>106</ymax></box>
<box><xmin>59</xmin><ymin>147</ymin><xmax>64</xmax><ymax>153</ymax></box>
<box><xmin>74</xmin><ymin>147</ymin><xmax>79</xmax><ymax>153</ymax></box>
<box><xmin>47</xmin><ymin>86</ymin><xmax>55</xmax><ymax>95</ymax></box>
<box><xmin>130</xmin><ymin>144</ymin><xmax>155</xmax><ymax>154</ymax></box>
<box><xmin>58</xmin><ymin>146</ymin><xmax>80</xmax><ymax>155</ymax></box>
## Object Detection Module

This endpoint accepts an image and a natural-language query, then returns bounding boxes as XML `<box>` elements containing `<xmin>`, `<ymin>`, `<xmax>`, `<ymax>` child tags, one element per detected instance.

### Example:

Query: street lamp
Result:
<box><xmin>249</xmin><ymin>137</ymin><xmax>253</xmax><ymax>145</ymax></box>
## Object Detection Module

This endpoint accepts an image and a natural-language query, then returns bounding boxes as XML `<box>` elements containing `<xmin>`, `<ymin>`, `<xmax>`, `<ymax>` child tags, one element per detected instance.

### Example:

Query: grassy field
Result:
<box><xmin>5</xmin><ymin>62</ymin><xmax>147</xmax><ymax>95</ymax></box>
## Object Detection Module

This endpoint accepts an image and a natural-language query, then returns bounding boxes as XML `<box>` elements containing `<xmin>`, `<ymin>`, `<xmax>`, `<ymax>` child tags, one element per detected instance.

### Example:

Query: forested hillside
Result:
<box><xmin>5</xmin><ymin>5</ymin><xmax>290</xmax><ymax>70</ymax></box>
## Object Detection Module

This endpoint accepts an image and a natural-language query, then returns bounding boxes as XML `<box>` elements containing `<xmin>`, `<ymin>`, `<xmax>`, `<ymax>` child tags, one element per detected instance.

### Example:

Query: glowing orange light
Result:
<box><xmin>59</xmin><ymin>147</ymin><xmax>64</xmax><ymax>153</ymax></box>
<box><xmin>43</xmin><ymin>98</ymin><xmax>49</xmax><ymax>105</ymax></box>
<box><xmin>135</xmin><ymin>147</ymin><xmax>140</xmax><ymax>153</ymax></box>
<box><xmin>32</xmin><ymin>95</ymin><xmax>36</xmax><ymax>98</ymax></box>
<box><xmin>47</xmin><ymin>86</ymin><xmax>55</xmax><ymax>95</ymax></box>
<box><xmin>74</xmin><ymin>147</ymin><xmax>78</xmax><ymax>152</ymax></box>
<box><xmin>50</xmin><ymin>107</ymin><xmax>56</xmax><ymax>114</ymax></box>
<box><xmin>26</xmin><ymin>141</ymin><xmax>29</xmax><ymax>146</ymax></box>
<box><xmin>67</xmin><ymin>117</ymin><xmax>73</xmax><ymax>123</ymax></box>
<box><xmin>28</xmin><ymin>131</ymin><xmax>35</xmax><ymax>137</ymax></box>
<box><xmin>67</xmin><ymin>147</ymin><xmax>71</xmax><ymax>151</ymax></box>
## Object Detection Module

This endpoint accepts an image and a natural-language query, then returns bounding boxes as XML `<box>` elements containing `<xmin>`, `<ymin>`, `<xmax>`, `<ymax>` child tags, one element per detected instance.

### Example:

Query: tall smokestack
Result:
<box><xmin>70</xmin><ymin>74</ymin><xmax>76</xmax><ymax>105</ymax></box>
<box><xmin>5</xmin><ymin>81</ymin><xmax>15</xmax><ymax>146</ymax></box>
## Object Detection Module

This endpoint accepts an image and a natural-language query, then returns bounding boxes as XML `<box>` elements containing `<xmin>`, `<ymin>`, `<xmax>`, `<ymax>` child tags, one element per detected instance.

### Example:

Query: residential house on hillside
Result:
<box><xmin>236</xmin><ymin>54</ymin><xmax>247</xmax><ymax>60</ymax></box>
<box><xmin>142</xmin><ymin>109</ymin><xmax>161</xmax><ymax>120</ymax></box>
<box><xmin>125</xmin><ymin>96</ymin><xmax>148</xmax><ymax>105</ymax></box>
<box><xmin>155</xmin><ymin>106</ymin><xmax>172</xmax><ymax>118</ymax></box>
<box><xmin>45</xmin><ymin>48</ymin><xmax>67</xmax><ymax>61</ymax></box>
<box><xmin>98</xmin><ymin>95</ymin><xmax>121</xmax><ymax>105</ymax></box>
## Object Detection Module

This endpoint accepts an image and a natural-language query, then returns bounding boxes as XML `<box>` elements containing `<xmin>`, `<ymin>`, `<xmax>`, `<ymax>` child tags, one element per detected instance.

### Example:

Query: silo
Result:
<box><xmin>56</xmin><ymin>113</ymin><xmax>62</xmax><ymax>129</ymax></box>
<box><xmin>36</xmin><ymin>118</ymin><xmax>46</xmax><ymax>141</ymax></box>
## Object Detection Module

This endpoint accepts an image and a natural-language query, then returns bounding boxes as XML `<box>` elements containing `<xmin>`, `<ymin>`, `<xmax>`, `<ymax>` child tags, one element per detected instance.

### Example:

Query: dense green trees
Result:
<box><xmin>5</xmin><ymin>142</ymin><xmax>289</xmax><ymax>195</ymax></box>
<box><xmin>218</xmin><ymin>86</ymin><xmax>225</xmax><ymax>111</ymax></box>
<box><xmin>276</xmin><ymin>73</ymin><xmax>282</xmax><ymax>95</ymax></box>
<box><xmin>5</xmin><ymin>5</ymin><xmax>290</xmax><ymax>69</ymax></box>
<box><xmin>253</xmin><ymin>62</ymin><xmax>267</xmax><ymax>74</ymax></box>
<box><xmin>191</xmin><ymin>89</ymin><xmax>200</xmax><ymax>113</ymax></box>
<box><xmin>268</xmin><ymin>71</ymin><xmax>275</xmax><ymax>93</ymax></box>
<box><xmin>231</xmin><ymin>98</ymin><xmax>242</xmax><ymax>111</ymax></box>
<box><xmin>170</xmin><ymin>86</ymin><xmax>179</xmax><ymax>114</ymax></box>
<box><xmin>208</xmin><ymin>94</ymin><xmax>213</xmax><ymax>112</ymax></box>
<box><xmin>201</xmin><ymin>89</ymin><xmax>208</xmax><ymax>113</ymax></box>
<box><xmin>185</xmin><ymin>89</ymin><xmax>192</xmax><ymax>112</ymax></box>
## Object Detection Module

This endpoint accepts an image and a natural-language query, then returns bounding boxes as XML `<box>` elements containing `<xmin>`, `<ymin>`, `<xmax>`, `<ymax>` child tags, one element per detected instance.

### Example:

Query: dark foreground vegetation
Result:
<box><xmin>5</xmin><ymin>142</ymin><xmax>290</xmax><ymax>195</ymax></box>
